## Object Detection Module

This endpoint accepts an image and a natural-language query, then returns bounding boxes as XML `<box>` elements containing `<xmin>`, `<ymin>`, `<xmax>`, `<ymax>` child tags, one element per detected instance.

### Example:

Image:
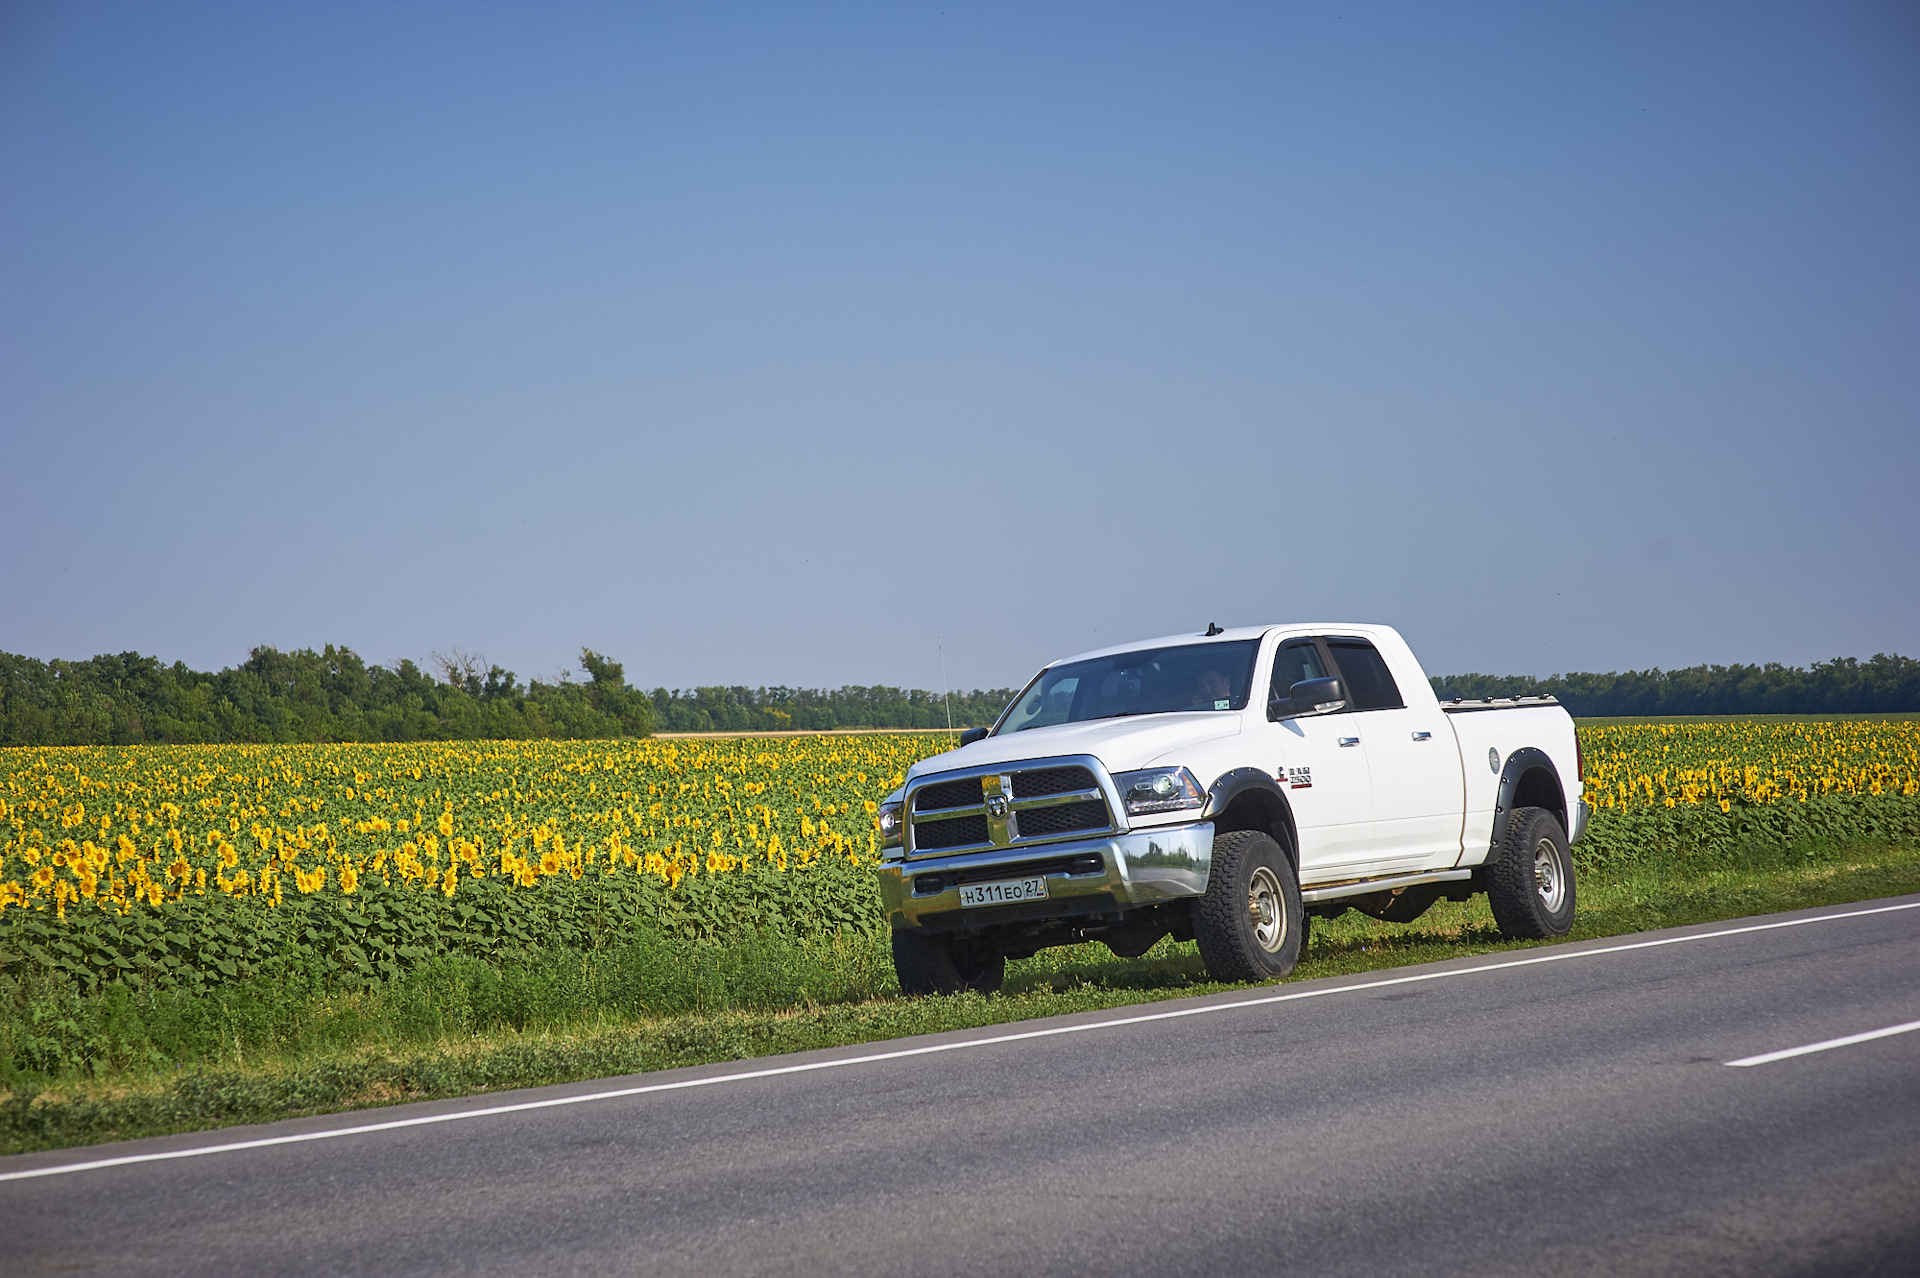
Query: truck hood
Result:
<box><xmin>907</xmin><ymin>713</ymin><xmax>1244</xmax><ymax>782</ymax></box>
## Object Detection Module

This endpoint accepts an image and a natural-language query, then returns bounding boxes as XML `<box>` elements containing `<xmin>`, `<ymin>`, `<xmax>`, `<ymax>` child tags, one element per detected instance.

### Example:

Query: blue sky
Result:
<box><xmin>3</xmin><ymin>2</ymin><xmax>1916</xmax><ymax>693</ymax></box>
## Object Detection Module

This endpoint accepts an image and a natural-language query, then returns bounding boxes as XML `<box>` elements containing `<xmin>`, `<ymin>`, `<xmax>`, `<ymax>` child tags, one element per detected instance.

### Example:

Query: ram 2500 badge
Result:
<box><xmin>876</xmin><ymin>624</ymin><xmax>1587</xmax><ymax>994</ymax></box>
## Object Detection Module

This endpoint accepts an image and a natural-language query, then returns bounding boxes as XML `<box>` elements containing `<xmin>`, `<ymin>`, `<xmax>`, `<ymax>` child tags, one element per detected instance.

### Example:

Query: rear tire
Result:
<box><xmin>1194</xmin><ymin>831</ymin><xmax>1304</xmax><ymax>983</ymax></box>
<box><xmin>1486</xmin><ymin>807</ymin><xmax>1576</xmax><ymax>939</ymax></box>
<box><xmin>891</xmin><ymin>930</ymin><xmax>1006</xmax><ymax>995</ymax></box>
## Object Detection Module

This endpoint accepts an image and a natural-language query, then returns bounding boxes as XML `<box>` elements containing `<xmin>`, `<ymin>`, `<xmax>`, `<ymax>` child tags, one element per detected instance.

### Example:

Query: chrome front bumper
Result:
<box><xmin>880</xmin><ymin>822</ymin><xmax>1214</xmax><ymax>932</ymax></box>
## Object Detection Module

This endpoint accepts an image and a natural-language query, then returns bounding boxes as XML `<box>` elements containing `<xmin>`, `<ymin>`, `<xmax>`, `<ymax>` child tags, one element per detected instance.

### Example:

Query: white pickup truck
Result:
<box><xmin>877</xmin><ymin>623</ymin><xmax>1588</xmax><ymax>994</ymax></box>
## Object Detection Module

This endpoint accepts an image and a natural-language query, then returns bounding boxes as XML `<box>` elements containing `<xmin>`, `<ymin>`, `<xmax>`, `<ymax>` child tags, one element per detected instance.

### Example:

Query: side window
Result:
<box><xmin>1268</xmin><ymin>639</ymin><xmax>1328</xmax><ymax>704</ymax></box>
<box><xmin>1325</xmin><ymin>639</ymin><xmax>1405</xmax><ymax>711</ymax></box>
<box><xmin>1002</xmin><ymin>674</ymin><xmax>1080</xmax><ymax>731</ymax></box>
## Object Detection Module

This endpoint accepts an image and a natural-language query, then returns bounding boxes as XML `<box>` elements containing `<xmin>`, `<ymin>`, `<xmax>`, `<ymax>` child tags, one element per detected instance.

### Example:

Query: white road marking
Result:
<box><xmin>1725</xmin><ymin>1018</ymin><xmax>1920</xmax><ymax>1067</ymax></box>
<box><xmin>4</xmin><ymin>897</ymin><xmax>1917</xmax><ymax>1184</ymax></box>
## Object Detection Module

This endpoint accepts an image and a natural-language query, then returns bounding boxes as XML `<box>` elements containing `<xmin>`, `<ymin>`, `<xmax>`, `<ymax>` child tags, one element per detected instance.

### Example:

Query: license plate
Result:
<box><xmin>958</xmin><ymin>876</ymin><xmax>1050</xmax><ymax>908</ymax></box>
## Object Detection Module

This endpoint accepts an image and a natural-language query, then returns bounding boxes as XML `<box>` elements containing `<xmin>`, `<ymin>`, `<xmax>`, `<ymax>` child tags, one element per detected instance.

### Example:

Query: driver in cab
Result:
<box><xmin>1190</xmin><ymin>668</ymin><xmax>1231</xmax><ymax>710</ymax></box>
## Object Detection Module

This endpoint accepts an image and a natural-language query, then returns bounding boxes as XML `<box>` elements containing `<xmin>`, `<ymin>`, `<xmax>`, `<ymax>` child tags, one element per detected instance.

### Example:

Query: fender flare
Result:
<box><xmin>1485</xmin><ymin>747</ymin><xmax>1567</xmax><ymax>866</ymax></box>
<box><xmin>1203</xmin><ymin>768</ymin><xmax>1300</xmax><ymax>865</ymax></box>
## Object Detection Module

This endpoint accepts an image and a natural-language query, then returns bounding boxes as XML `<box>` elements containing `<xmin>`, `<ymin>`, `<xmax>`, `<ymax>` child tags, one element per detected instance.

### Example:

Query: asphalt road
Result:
<box><xmin>4</xmin><ymin>896</ymin><xmax>1918</xmax><ymax>1278</ymax></box>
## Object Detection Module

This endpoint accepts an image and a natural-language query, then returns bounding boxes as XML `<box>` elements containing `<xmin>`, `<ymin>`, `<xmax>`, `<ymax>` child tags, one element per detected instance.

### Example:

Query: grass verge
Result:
<box><xmin>5</xmin><ymin>836</ymin><xmax>1916</xmax><ymax>1156</ymax></box>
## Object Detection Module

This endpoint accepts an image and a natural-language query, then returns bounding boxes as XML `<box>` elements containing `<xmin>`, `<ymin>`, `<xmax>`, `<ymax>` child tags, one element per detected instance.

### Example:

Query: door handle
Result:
<box><xmin>1411</xmin><ymin>731</ymin><xmax>1432</xmax><ymax>741</ymax></box>
<box><xmin>1338</xmin><ymin>737</ymin><xmax>1360</xmax><ymax>747</ymax></box>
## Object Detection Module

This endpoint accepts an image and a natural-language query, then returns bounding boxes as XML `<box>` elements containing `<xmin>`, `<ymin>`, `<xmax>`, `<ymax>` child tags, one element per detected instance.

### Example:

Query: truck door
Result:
<box><xmin>1262</xmin><ymin>637</ymin><xmax>1375</xmax><ymax>881</ymax></box>
<box><xmin>1323</xmin><ymin>636</ymin><xmax>1462</xmax><ymax>870</ymax></box>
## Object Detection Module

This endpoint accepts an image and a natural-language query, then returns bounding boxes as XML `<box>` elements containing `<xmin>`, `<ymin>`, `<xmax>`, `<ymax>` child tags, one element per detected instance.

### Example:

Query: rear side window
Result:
<box><xmin>1326</xmin><ymin>639</ymin><xmax>1405</xmax><ymax>711</ymax></box>
<box><xmin>1268</xmin><ymin>639</ymin><xmax>1328</xmax><ymax>703</ymax></box>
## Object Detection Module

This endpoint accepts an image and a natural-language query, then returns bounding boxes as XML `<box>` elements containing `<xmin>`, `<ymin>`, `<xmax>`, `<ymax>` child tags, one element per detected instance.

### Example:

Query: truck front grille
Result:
<box><xmin>914</xmin><ymin>814</ymin><xmax>991</xmax><ymax>851</ymax></box>
<box><xmin>905</xmin><ymin>762</ymin><xmax>1115</xmax><ymax>856</ymax></box>
<box><xmin>1014</xmin><ymin>800</ymin><xmax>1109</xmax><ymax>838</ymax></box>
<box><xmin>914</xmin><ymin>778</ymin><xmax>983</xmax><ymax>813</ymax></box>
<box><xmin>1011</xmin><ymin>766</ymin><xmax>1095</xmax><ymax>799</ymax></box>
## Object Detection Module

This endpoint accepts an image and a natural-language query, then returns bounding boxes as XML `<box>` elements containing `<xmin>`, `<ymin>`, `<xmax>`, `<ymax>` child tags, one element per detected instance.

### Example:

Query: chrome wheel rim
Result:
<box><xmin>1533</xmin><ymin>839</ymin><xmax>1567</xmax><ymax>914</ymax></box>
<box><xmin>1248</xmin><ymin>866</ymin><xmax>1287</xmax><ymax>952</ymax></box>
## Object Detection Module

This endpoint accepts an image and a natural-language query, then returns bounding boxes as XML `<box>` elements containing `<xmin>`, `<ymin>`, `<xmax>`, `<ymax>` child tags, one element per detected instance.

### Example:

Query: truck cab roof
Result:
<box><xmin>1056</xmin><ymin>623</ymin><xmax>1403</xmax><ymax>668</ymax></box>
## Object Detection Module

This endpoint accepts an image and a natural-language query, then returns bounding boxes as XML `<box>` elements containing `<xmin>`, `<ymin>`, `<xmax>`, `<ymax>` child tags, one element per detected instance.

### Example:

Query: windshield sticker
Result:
<box><xmin>1287</xmin><ymin>766</ymin><xmax>1312</xmax><ymax>790</ymax></box>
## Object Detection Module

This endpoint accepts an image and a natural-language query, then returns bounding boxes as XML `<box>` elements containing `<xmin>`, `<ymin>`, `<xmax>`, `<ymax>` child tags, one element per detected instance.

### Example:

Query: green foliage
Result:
<box><xmin>0</xmin><ymin>926</ymin><xmax>894</xmax><ymax>1082</ymax></box>
<box><xmin>12</xmin><ymin>643</ymin><xmax>1917</xmax><ymax>744</ymax></box>
<box><xmin>0</xmin><ymin>855</ymin><xmax>886</xmax><ymax>1000</ymax></box>
<box><xmin>0</xmin><ymin>842</ymin><xmax>894</xmax><ymax>1083</ymax></box>
<box><xmin>0</xmin><ymin>641</ymin><xmax>1023</xmax><ymax>740</ymax></box>
<box><xmin>0</xmin><ymin>645</ymin><xmax>654</xmax><ymax>745</ymax></box>
<box><xmin>1431</xmin><ymin>653</ymin><xmax>1920</xmax><ymax>716</ymax></box>
<box><xmin>648</xmin><ymin>684</ymin><xmax>1018</xmax><ymax>732</ymax></box>
<box><xmin>1574</xmin><ymin>793</ymin><xmax>1920</xmax><ymax>871</ymax></box>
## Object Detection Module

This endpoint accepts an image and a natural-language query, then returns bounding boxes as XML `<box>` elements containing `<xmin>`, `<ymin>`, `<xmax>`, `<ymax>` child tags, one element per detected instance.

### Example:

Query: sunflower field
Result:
<box><xmin>0</xmin><ymin>735</ymin><xmax>950</xmax><ymax>996</ymax></box>
<box><xmin>2</xmin><ymin>721</ymin><xmax>1917</xmax><ymax>999</ymax></box>
<box><xmin>1572</xmin><ymin>718</ymin><xmax>1920</xmax><ymax>866</ymax></box>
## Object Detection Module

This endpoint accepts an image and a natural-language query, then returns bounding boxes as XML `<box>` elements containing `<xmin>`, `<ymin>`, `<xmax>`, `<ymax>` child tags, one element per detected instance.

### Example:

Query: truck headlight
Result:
<box><xmin>1114</xmin><ymin>767</ymin><xmax>1205</xmax><ymax>816</ymax></box>
<box><xmin>877</xmin><ymin>798</ymin><xmax>905</xmax><ymax>850</ymax></box>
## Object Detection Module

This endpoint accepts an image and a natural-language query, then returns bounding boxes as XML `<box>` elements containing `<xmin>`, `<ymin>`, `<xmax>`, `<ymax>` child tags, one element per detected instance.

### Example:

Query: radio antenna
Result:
<box><xmin>939</xmin><ymin>636</ymin><xmax>953</xmax><ymax>741</ymax></box>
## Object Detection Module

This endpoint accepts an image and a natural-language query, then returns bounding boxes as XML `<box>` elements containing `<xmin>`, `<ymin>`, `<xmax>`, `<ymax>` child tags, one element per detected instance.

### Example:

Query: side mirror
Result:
<box><xmin>958</xmin><ymin>727</ymin><xmax>991</xmax><ymax>746</ymax></box>
<box><xmin>1274</xmin><ymin>677</ymin><xmax>1347</xmax><ymax>719</ymax></box>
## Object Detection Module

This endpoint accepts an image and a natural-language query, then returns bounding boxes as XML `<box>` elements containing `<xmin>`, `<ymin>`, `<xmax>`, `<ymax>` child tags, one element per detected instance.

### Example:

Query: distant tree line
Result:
<box><xmin>1429</xmin><ymin>654</ymin><xmax>1920</xmax><ymax>717</ymax></box>
<box><xmin>648</xmin><ymin>685</ymin><xmax>1018</xmax><ymax>733</ymax></box>
<box><xmin>6</xmin><ymin>644</ymin><xmax>1914</xmax><ymax>747</ymax></box>
<box><xmin>0</xmin><ymin>642</ymin><xmax>1022</xmax><ymax>746</ymax></box>
<box><xmin>0</xmin><ymin>646</ymin><xmax>653</xmax><ymax>746</ymax></box>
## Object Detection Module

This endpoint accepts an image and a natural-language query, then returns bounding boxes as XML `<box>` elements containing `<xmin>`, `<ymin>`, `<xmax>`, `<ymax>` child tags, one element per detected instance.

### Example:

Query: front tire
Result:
<box><xmin>1486</xmin><ymin>807</ymin><xmax>1576</xmax><ymax>939</ymax></box>
<box><xmin>892</xmin><ymin>930</ymin><xmax>1006</xmax><ymax>996</ymax></box>
<box><xmin>1194</xmin><ymin>831</ymin><xmax>1305</xmax><ymax>983</ymax></box>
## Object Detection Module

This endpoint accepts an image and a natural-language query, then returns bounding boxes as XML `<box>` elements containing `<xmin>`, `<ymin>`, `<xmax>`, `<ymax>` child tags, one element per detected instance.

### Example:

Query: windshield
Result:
<box><xmin>997</xmin><ymin>639</ymin><xmax>1262</xmax><ymax>733</ymax></box>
